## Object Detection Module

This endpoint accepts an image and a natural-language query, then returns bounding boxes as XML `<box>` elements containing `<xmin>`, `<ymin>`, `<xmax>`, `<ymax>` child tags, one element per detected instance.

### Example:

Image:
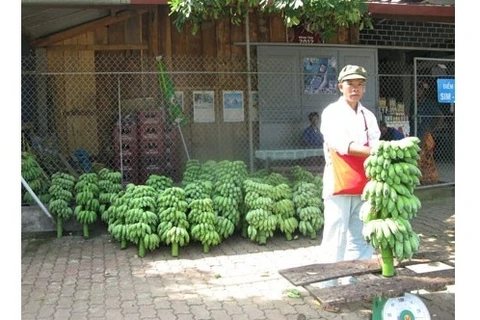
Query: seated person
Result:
<box><xmin>302</xmin><ymin>112</ymin><xmax>324</xmax><ymax>148</ymax></box>
<box><xmin>379</xmin><ymin>120</ymin><xmax>405</xmax><ymax>141</ymax></box>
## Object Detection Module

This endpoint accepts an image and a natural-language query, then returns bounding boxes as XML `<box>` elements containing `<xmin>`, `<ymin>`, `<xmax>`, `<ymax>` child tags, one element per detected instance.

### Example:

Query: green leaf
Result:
<box><xmin>286</xmin><ymin>288</ymin><xmax>301</xmax><ymax>299</ymax></box>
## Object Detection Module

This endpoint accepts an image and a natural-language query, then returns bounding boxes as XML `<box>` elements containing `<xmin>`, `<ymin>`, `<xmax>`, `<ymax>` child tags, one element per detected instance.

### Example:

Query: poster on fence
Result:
<box><xmin>223</xmin><ymin>91</ymin><xmax>244</xmax><ymax>122</ymax></box>
<box><xmin>303</xmin><ymin>56</ymin><xmax>338</xmax><ymax>95</ymax></box>
<box><xmin>193</xmin><ymin>91</ymin><xmax>215</xmax><ymax>123</ymax></box>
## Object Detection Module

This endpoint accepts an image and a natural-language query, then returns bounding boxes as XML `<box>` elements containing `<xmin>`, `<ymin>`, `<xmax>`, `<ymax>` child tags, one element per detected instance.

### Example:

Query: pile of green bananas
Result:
<box><xmin>361</xmin><ymin>137</ymin><xmax>423</xmax><ymax>273</ymax></box>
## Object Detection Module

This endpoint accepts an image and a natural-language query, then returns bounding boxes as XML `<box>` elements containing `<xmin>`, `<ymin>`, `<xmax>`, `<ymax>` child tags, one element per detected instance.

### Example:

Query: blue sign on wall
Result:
<box><xmin>437</xmin><ymin>78</ymin><xmax>455</xmax><ymax>103</ymax></box>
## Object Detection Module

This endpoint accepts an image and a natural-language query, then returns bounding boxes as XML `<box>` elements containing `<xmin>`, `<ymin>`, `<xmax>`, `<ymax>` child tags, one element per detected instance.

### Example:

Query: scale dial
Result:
<box><xmin>382</xmin><ymin>293</ymin><xmax>431</xmax><ymax>320</ymax></box>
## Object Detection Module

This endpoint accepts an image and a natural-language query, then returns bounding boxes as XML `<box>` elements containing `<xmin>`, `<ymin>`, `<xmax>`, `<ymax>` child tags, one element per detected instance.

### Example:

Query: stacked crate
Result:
<box><xmin>114</xmin><ymin>121</ymin><xmax>139</xmax><ymax>184</ymax></box>
<box><xmin>138</xmin><ymin>109</ymin><xmax>165</xmax><ymax>183</ymax></box>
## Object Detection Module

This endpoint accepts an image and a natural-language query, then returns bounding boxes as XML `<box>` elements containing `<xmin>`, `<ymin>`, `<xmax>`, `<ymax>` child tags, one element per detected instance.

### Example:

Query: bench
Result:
<box><xmin>278</xmin><ymin>250</ymin><xmax>455</xmax><ymax>308</ymax></box>
<box><xmin>255</xmin><ymin>149</ymin><xmax>325</xmax><ymax>174</ymax></box>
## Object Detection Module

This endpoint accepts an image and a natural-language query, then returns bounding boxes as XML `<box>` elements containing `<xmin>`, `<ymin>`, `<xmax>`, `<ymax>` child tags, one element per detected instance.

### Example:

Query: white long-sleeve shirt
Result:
<box><xmin>320</xmin><ymin>96</ymin><xmax>380</xmax><ymax>198</ymax></box>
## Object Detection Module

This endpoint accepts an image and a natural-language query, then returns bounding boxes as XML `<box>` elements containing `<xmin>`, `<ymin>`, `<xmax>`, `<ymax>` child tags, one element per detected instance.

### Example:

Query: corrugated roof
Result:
<box><xmin>22</xmin><ymin>6</ymin><xmax>112</xmax><ymax>41</ymax></box>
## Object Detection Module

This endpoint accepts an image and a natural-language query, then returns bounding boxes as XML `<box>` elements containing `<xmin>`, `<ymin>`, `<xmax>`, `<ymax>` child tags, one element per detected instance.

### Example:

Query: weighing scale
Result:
<box><xmin>372</xmin><ymin>292</ymin><xmax>431</xmax><ymax>320</ymax></box>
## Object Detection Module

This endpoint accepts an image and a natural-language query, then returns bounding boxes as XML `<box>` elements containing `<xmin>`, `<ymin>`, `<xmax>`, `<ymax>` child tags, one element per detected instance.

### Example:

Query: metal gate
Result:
<box><xmin>413</xmin><ymin>57</ymin><xmax>455</xmax><ymax>184</ymax></box>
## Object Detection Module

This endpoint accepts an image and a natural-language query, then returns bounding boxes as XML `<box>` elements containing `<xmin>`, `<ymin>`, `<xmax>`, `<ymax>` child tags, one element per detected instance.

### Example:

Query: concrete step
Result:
<box><xmin>414</xmin><ymin>183</ymin><xmax>454</xmax><ymax>201</ymax></box>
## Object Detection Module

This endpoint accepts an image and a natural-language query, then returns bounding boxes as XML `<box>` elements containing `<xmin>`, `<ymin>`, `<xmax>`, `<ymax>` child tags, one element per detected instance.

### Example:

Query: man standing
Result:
<box><xmin>319</xmin><ymin>65</ymin><xmax>381</xmax><ymax>267</ymax></box>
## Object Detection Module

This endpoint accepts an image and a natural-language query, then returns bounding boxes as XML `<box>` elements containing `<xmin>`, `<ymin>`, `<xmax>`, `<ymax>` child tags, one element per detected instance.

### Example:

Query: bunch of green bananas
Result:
<box><xmin>211</xmin><ymin>161</ymin><xmax>247</xmax><ymax>239</ymax></box>
<box><xmin>48</xmin><ymin>172</ymin><xmax>76</xmax><ymax>238</ymax></box>
<box><xmin>157</xmin><ymin>187</ymin><xmax>190</xmax><ymax>257</ymax></box>
<box><xmin>245</xmin><ymin>208</ymin><xmax>277</xmax><ymax>244</ymax></box>
<box><xmin>243</xmin><ymin>179</ymin><xmax>277</xmax><ymax>245</ymax></box>
<box><xmin>362</xmin><ymin>216</ymin><xmax>420</xmax><ymax>262</ymax></box>
<box><xmin>270</xmin><ymin>183</ymin><xmax>298</xmax><ymax>241</ymax></box>
<box><xmin>74</xmin><ymin>173</ymin><xmax>100</xmax><ymax>238</ymax></box>
<box><xmin>291</xmin><ymin>165</ymin><xmax>315</xmax><ymax>184</ymax></box>
<box><xmin>106</xmin><ymin>185</ymin><xmax>160</xmax><ymax>257</ymax></box>
<box><xmin>184</xmin><ymin>181</ymin><xmax>213</xmax><ymax>204</ymax></box>
<box><xmin>21</xmin><ymin>151</ymin><xmax>51</xmax><ymax>204</ymax></box>
<box><xmin>145</xmin><ymin>174</ymin><xmax>173</xmax><ymax>193</ymax></box>
<box><xmin>189</xmin><ymin>198</ymin><xmax>221</xmax><ymax>253</ymax></box>
<box><xmin>181</xmin><ymin>159</ymin><xmax>203</xmax><ymax>187</ymax></box>
<box><xmin>361</xmin><ymin>137</ymin><xmax>423</xmax><ymax>267</ymax></box>
<box><xmin>97</xmin><ymin>168</ymin><xmax>123</xmax><ymax>220</ymax></box>
<box><xmin>292</xmin><ymin>181</ymin><xmax>324</xmax><ymax>239</ymax></box>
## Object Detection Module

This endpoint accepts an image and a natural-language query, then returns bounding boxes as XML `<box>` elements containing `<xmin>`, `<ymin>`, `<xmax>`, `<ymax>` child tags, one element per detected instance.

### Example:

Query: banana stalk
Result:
<box><xmin>83</xmin><ymin>223</ymin><xmax>90</xmax><ymax>239</ymax></box>
<box><xmin>138</xmin><ymin>238</ymin><xmax>146</xmax><ymax>258</ymax></box>
<box><xmin>171</xmin><ymin>242</ymin><xmax>179</xmax><ymax>257</ymax></box>
<box><xmin>56</xmin><ymin>218</ymin><xmax>63</xmax><ymax>239</ymax></box>
<box><xmin>380</xmin><ymin>247</ymin><xmax>395</xmax><ymax>277</ymax></box>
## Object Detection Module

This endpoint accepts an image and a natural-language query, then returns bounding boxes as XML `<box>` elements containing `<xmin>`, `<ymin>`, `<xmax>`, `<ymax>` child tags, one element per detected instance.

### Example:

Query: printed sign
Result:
<box><xmin>437</xmin><ymin>78</ymin><xmax>455</xmax><ymax>103</ymax></box>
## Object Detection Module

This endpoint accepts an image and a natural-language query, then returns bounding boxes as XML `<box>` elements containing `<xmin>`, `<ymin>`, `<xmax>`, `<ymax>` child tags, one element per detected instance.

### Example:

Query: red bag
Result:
<box><xmin>330</xmin><ymin>110</ymin><xmax>369</xmax><ymax>195</ymax></box>
<box><xmin>330</xmin><ymin>150</ymin><xmax>368</xmax><ymax>195</ymax></box>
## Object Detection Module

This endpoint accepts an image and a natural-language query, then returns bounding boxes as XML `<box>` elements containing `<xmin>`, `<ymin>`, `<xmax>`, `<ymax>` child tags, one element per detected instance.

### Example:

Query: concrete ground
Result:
<box><xmin>21</xmin><ymin>195</ymin><xmax>455</xmax><ymax>320</ymax></box>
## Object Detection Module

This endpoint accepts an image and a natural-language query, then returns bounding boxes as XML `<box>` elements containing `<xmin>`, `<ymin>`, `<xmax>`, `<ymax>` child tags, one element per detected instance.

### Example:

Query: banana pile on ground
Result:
<box><xmin>21</xmin><ymin>151</ymin><xmax>51</xmax><ymax>204</ymax></box>
<box><xmin>74</xmin><ymin>173</ymin><xmax>100</xmax><ymax>239</ymax></box>
<box><xmin>48</xmin><ymin>172</ymin><xmax>76</xmax><ymax>238</ymax></box>
<box><xmin>212</xmin><ymin>160</ymin><xmax>248</xmax><ymax>240</ymax></box>
<box><xmin>188</xmin><ymin>198</ymin><xmax>221</xmax><ymax>253</ymax></box>
<box><xmin>157</xmin><ymin>187</ymin><xmax>190</xmax><ymax>257</ymax></box>
<box><xmin>243</xmin><ymin>179</ymin><xmax>277</xmax><ymax>245</ymax></box>
<box><xmin>361</xmin><ymin>137</ymin><xmax>423</xmax><ymax>277</ymax></box>
<box><xmin>98</xmin><ymin>168</ymin><xmax>123</xmax><ymax>222</ymax></box>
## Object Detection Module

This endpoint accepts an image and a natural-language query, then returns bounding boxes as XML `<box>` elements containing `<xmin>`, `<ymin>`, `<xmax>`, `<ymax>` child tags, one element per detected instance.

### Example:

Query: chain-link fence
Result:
<box><xmin>378</xmin><ymin>58</ymin><xmax>455</xmax><ymax>184</ymax></box>
<box><xmin>21</xmin><ymin>54</ymin><xmax>454</xmax><ymax>186</ymax></box>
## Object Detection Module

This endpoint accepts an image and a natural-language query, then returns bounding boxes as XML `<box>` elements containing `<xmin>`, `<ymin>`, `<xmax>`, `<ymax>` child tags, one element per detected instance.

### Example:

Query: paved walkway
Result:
<box><xmin>21</xmin><ymin>196</ymin><xmax>455</xmax><ymax>320</ymax></box>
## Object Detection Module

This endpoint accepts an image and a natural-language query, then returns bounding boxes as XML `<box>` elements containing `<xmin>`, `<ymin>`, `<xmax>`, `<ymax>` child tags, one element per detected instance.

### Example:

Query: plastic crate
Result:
<box><xmin>138</xmin><ymin>123</ymin><xmax>164</xmax><ymax>141</ymax></box>
<box><xmin>139</xmin><ymin>138</ymin><xmax>164</xmax><ymax>156</ymax></box>
<box><xmin>114</xmin><ymin>124</ymin><xmax>138</xmax><ymax>140</ymax></box>
<box><xmin>114</xmin><ymin>138</ymin><xmax>139</xmax><ymax>157</ymax></box>
<box><xmin>138</xmin><ymin>109</ymin><xmax>163</xmax><ymax>125</ymax></box>
<box><xmin>115</xmin><ymin>154</ymin><xmax>138</xmax><ymax>171</ymax></box>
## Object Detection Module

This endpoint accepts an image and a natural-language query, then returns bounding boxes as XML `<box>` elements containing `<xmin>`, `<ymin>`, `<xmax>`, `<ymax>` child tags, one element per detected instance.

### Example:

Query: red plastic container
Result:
<box><xmin>139</xmin><ymin>138</ymin><xmax>164</xmax><ymax>156</ymax></box>
<box><xmin>138</xmin><ymin>109</ymin><xmax>163</xmax><ymax>125</ymax></box>
<box><xmin>138</xmin><ymin>123</ymin><xmax>164</xmax><ymax>142</ymax></box>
